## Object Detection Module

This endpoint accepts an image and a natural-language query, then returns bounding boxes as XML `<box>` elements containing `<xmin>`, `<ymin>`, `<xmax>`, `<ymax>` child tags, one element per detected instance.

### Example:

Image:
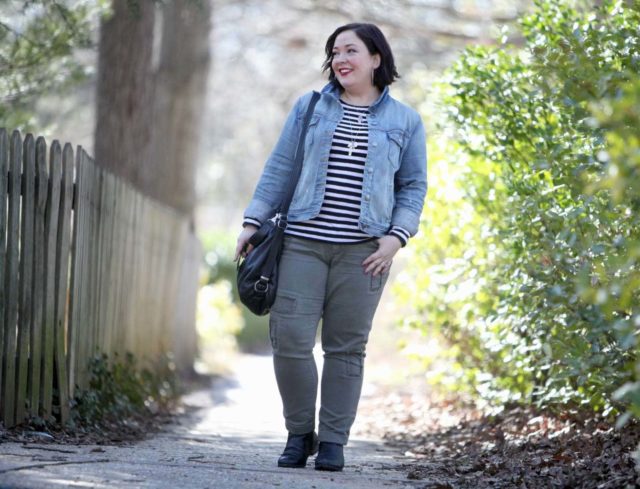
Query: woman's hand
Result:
<box><xmin>234</xmin><ymin>225</ymin><xmax>259</xmax><ymax>262</ymax></box>
<box><xmin>362</xmin><ymin>235</ymin><xmax>402</xmax><ymax>276</ymax></box>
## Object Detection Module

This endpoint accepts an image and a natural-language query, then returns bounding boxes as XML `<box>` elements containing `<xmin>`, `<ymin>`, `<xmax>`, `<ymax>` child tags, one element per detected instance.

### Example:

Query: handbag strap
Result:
<box><xmin>278</xmin><ymin>91</ymin><xmax>321</xmax><ymax>220</ymax></box>
<box><xmin>254</xmin><ymin>92</ymin><xmax>320</xmax><ymax>284</ymax></box>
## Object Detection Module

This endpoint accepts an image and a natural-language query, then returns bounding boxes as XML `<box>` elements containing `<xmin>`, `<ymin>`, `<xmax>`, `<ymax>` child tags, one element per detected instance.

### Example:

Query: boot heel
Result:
<box><xmin>314</xmin><ymin>442</ymin><xmax>344</xmax><ymax>472</ymax></box>
<box><xmin>277</xmin><ymin>431</ymin><xmax>318</xmax><ymax>468</ymax></box>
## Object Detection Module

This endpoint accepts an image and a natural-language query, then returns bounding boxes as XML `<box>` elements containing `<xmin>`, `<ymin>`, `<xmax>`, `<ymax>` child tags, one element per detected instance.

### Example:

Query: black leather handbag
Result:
<box><xmin>237</xmin><ymin>92</ymin><xmax>320</xmax><ymax>316</ymax></box>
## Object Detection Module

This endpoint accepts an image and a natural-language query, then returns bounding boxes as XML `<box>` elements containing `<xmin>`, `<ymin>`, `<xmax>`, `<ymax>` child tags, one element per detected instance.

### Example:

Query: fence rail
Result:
<box><xmin>0</xmin><ymin>128</ymin><xmax>199</xmax><ymax>428</ymax></box>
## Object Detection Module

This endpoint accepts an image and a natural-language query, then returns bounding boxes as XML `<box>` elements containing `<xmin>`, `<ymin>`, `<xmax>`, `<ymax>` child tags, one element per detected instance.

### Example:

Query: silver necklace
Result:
<box><xmin>346</xmin><ymin>112</ymin><xmax>366</xmax><ymax>156</ymax></box>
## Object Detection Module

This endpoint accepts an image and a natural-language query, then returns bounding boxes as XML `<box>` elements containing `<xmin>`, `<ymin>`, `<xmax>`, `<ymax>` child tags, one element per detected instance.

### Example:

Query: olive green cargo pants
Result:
<box><xmin>269</xmin><ymin>235</ymin><xmax>389</xmax><ymax>446</ymax></box>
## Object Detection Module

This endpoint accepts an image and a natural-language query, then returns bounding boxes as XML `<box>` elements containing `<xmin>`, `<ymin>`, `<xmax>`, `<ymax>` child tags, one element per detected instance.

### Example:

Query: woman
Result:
<box><xmin>235</xmin><ymin>23</ymin><xmax>427</xmax><ymax>472</ymax></box>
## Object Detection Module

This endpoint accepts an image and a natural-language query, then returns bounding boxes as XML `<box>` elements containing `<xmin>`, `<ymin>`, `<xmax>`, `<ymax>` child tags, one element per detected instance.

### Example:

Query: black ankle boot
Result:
<box><xmin>277</xmin><ymin>431</ymin><xmax>319</xmax><ymax>468</ymax></box>
<box><xmin>314</xmin><ymin>441</ymin><xmax>344</xmax><ymax>471</ymax></box>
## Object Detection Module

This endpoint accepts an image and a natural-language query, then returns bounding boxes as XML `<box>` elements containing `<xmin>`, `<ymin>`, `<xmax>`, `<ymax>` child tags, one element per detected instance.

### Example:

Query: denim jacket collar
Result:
<box><xmin>320</xmin><ymin>82</ymin><xmax>390</xmax><ymax>113</ymax></box>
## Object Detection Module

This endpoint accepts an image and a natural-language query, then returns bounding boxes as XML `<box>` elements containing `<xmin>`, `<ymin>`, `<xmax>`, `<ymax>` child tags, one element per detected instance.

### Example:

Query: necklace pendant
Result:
<box><xmin>347</xmin><ymin>140</ymin><xmax>358</xmax><ymax>156</ymax></box>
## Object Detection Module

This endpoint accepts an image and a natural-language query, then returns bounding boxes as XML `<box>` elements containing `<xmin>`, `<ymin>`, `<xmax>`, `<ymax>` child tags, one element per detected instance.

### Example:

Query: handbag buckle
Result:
<box><xmin>254</xmin><ymin>276</ymin><xmax>270</xmax><ymax>293</ymax></box>
<box><xmin>276</xmin><ymin>214</ymin><xmax>288</xmax><ymax>229</ymax></box>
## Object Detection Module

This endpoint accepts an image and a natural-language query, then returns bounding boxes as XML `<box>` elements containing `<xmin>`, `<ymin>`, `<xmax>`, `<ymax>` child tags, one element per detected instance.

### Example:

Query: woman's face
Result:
<box><xmin>331</xmin><ymin>30</ymin><xmax>381</xmax><ymax>92</ymax></box>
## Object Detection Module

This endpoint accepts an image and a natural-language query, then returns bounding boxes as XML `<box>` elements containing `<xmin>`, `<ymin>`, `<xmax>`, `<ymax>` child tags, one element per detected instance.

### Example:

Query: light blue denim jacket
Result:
<box><xmin>244</xmin><ymin>83</ymin><xmax>427</xmax><ymax>237</ymax></box>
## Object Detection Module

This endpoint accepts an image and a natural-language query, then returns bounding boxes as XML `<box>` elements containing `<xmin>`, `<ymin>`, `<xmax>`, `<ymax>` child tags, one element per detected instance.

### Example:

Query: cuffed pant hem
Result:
<box><xmin>318</xmin><ymin>431</ymin><xmax>348</xmax><ymax>446</ymax></box>
<box><xmin>285</xmin><ymin>422</ymin><xmax>316</xmax><ymax>435</ymax></box>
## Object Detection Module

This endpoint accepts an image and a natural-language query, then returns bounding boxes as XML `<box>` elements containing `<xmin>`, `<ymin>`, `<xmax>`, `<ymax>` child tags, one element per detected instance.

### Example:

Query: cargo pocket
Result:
<box><xmin>271</xmin><ymin>293</ymin><xmax>297</xmax><ymax>315</ymax></box>
<box><xmin>346</xmin><ymin>354</ymin><xmax>364</xmax><ymax>378</ymax></box>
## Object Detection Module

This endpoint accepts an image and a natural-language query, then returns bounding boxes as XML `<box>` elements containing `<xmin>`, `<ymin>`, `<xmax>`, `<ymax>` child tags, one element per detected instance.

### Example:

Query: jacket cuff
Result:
<box><xmin>391</xmin><ymin>207</ymin><xmax>420</xmax><ymax>237</ymax></box>
<box><xmin>244</xmin><ymin>198</ymin><xmax>276</xmax><ymax>225</ymax></box>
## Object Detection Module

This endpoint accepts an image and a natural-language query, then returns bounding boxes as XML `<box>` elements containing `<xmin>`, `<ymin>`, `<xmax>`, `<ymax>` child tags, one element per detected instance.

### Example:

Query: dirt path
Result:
<box><xmin>0</xmin><ymin>354</ymin><xmax>422</xmax><ymax>489</ymax></box>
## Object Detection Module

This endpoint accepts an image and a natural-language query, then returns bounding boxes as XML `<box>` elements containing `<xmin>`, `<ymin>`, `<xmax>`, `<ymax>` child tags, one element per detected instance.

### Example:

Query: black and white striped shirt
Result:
<box><xmin>245</xmin><ymin>100</ymin><xmax>410</xmax><ymax>246</ymax></box>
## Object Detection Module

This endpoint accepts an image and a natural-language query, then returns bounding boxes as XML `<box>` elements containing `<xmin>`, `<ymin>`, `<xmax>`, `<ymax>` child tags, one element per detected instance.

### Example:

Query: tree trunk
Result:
<box><xmin>147</xmin><ymin>0</ymin><xmax>212</xmax><ymax>216</ymax></box>
<box><xmin>94</xmin><ymin>0</ymin><xmax>156</xmax><ymax>190</ymax></box>
<box><xmin>94</xmin><ymin>0</ymin><xmax>211</xmax><ymax>217</ymax></box>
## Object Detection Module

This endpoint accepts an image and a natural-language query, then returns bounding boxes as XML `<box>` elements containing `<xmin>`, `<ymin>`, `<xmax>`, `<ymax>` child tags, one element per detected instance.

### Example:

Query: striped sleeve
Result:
<box><xmin>388</xmin><ymin>226</ymin><xmax>410</xmax><ymax>247</ymax></box>
<box><xmin>243</xmin><ymin>217</ymin><xmax>262</xmax><ymax>228</ymax></box>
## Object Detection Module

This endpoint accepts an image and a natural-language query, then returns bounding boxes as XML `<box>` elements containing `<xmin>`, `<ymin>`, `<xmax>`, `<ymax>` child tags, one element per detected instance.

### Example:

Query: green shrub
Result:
<box><xmin>400</xmin><ymin>0</ymin><xmax>640</xmax><ymax>416</ymax></box>
<box><xmin>587</xmin><ymin>80</ymin><xmax>640</xmax><ymax>425</ymax></box>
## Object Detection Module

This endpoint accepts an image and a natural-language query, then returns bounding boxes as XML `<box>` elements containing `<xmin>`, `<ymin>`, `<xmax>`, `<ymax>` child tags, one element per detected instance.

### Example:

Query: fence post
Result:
<box><xmin>2</xmin><ymin>130</ymin><xmax>22</xmax><ymax>428</ymax></box>
<box><xmin>68</xmin><ymin>147</ymin><xmax>90</xmax><ymax>393</ymax></box>
<box><xmin>53</xmin><ymin>144</ymin><xmax>74</xmax><ymax>422</ymax></box>
<box><xmin>0</xmin><ymin>129</ymin><xmax>8</xmax><ymax>418</ymax></box>
<box><xmin>41</xmin><ymin>141</ymin><xmax>62</xmax><ymax>418</ymax></box>
<box><xmin>29</xmin><ymin>137</ymin><xmax>48</xmax><ymax>419</ymax></box>
<box><xmin>15</xmin><ymin>134</ymin><xmax>36</xmax><ymax>424</ymax></box>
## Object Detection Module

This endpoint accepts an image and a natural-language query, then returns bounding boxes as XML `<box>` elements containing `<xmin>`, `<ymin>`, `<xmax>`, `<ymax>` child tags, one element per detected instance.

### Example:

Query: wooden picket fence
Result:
<box><xmin>0</xmin><ymin>128</ymin><xmax>200</xmax><ymax>428</ymax></box>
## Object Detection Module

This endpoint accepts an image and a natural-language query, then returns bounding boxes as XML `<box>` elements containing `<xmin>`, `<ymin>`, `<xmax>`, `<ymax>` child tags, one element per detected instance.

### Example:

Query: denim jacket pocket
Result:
<box><xmin>386</xmin><ymin>130</ymin><xmax>404</xmax><ymax>169</ymax></box>
<box><xmin>303</xmin><ymin>115</ymin><xmax>321</xmax><ymax>155</ymax></box>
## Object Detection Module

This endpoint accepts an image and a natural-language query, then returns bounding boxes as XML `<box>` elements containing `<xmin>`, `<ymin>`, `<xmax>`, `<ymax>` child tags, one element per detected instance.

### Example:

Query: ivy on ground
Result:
<box><xmin>69</xmin><ymin>352</ymin><xmax>180</xmax><ymax>434</ymax></box>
